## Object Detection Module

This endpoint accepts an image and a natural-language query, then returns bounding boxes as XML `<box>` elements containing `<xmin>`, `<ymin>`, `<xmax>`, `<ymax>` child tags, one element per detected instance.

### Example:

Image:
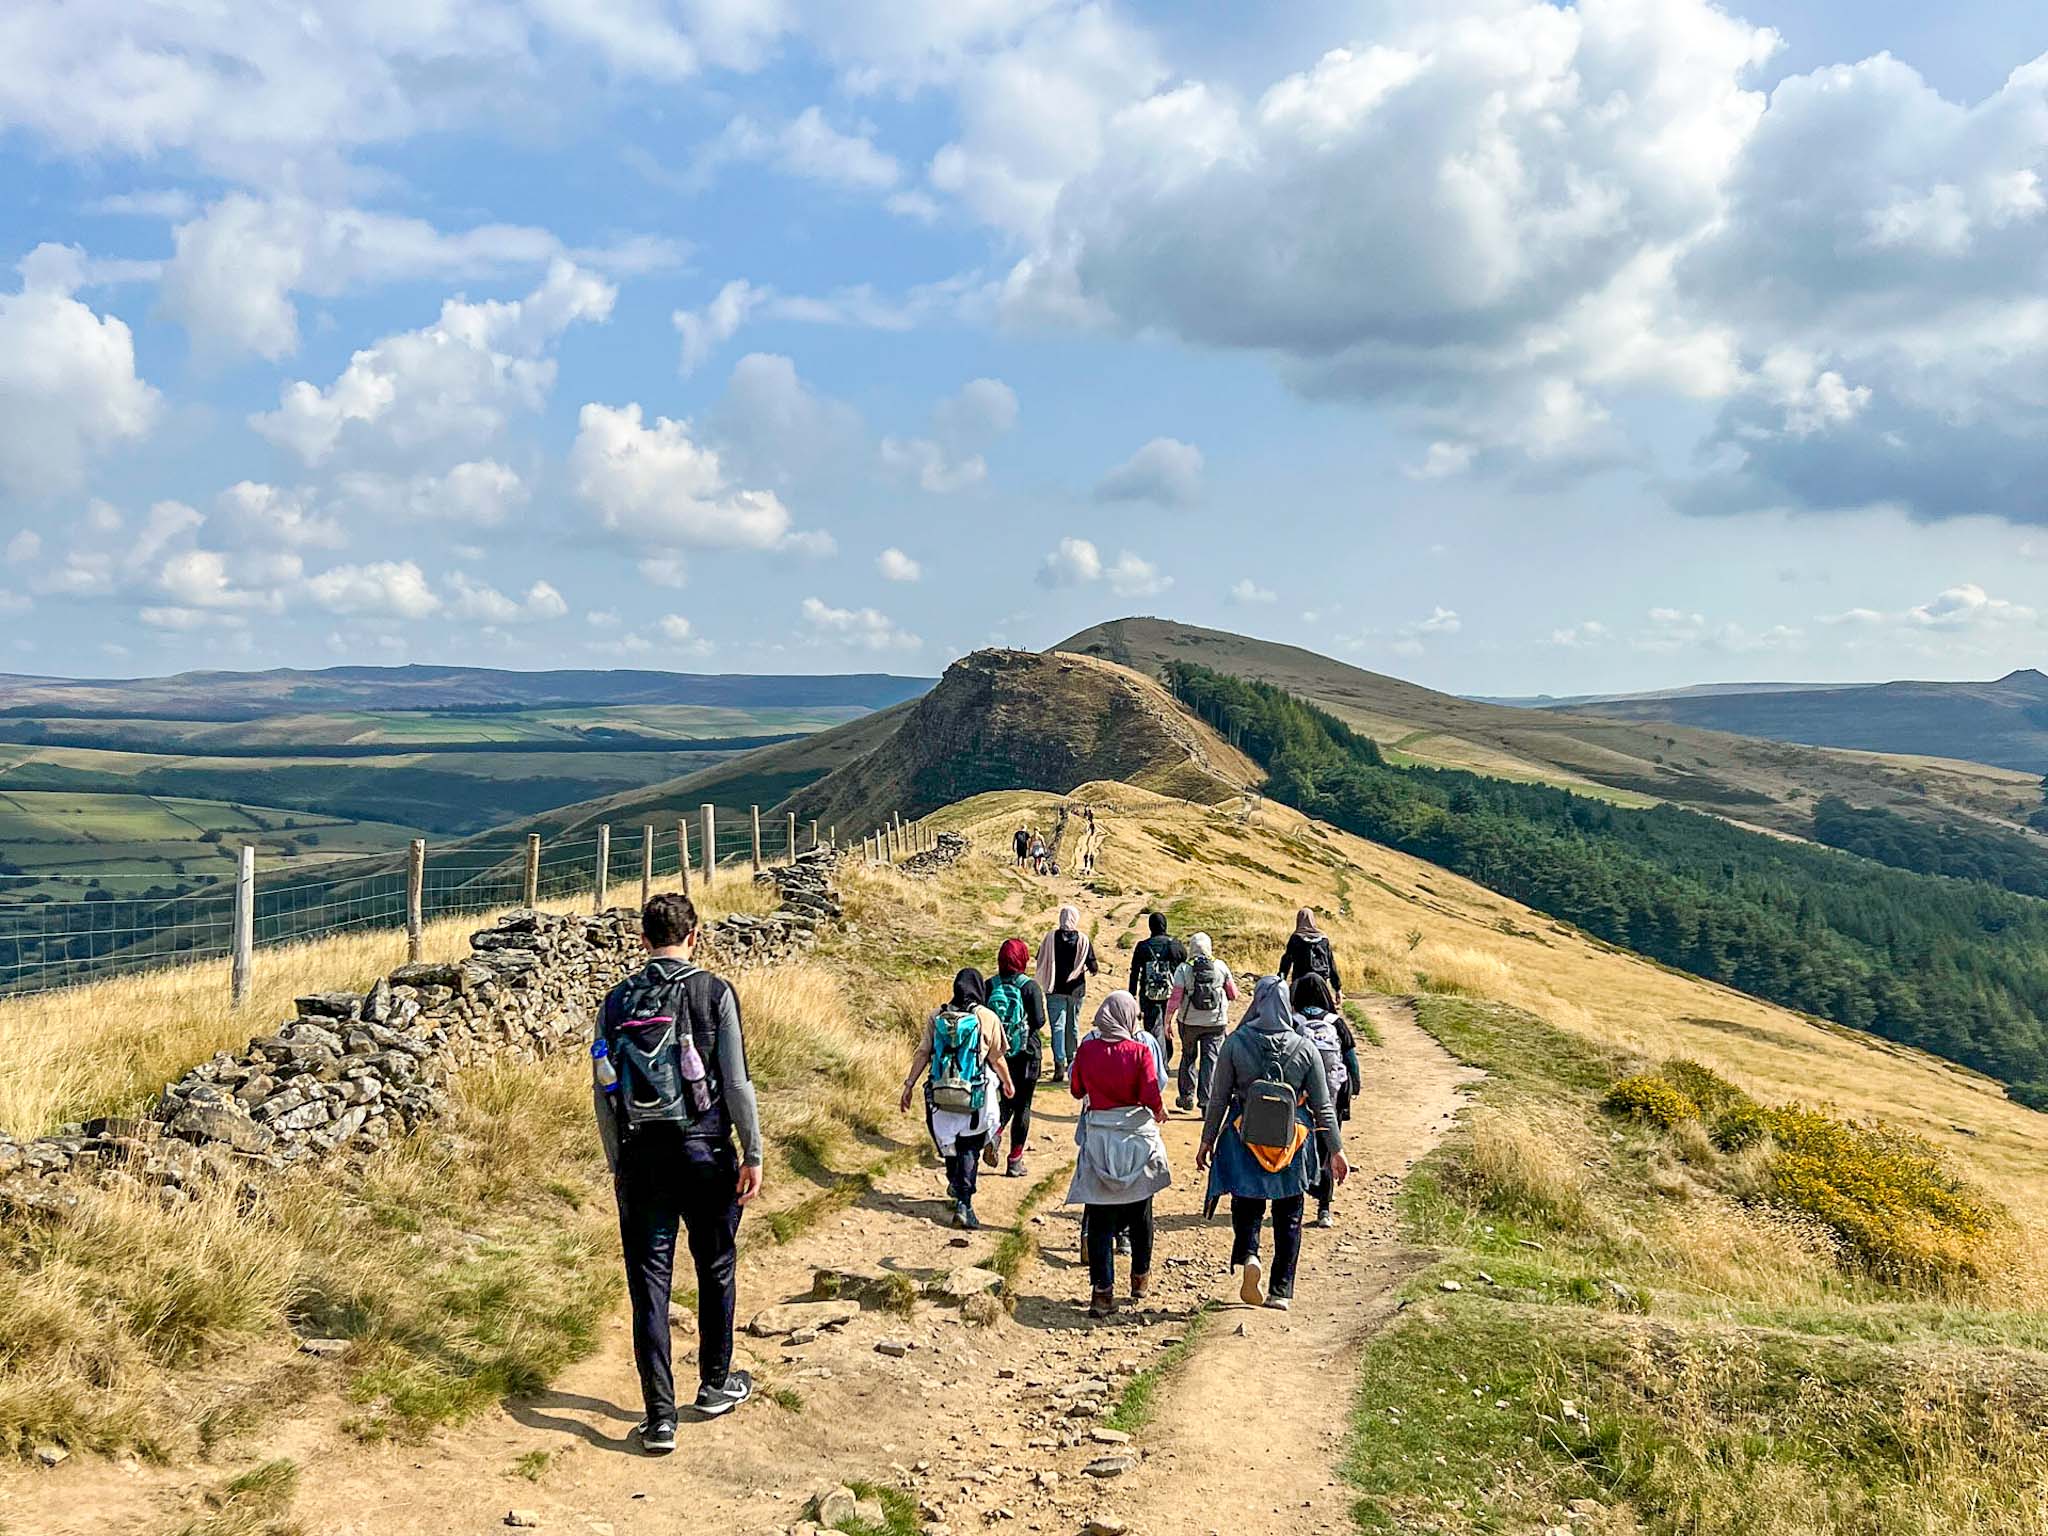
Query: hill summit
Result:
<box><xmin>779</xmin><ymin>648</ymin><xmax>1258</xmax><ymax>834</ymax></box>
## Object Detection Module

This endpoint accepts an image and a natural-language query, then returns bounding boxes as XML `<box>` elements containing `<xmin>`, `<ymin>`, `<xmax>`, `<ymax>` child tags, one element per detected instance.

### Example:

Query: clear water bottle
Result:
<box><xmin>590</xmin><ymin>1039</ymin><xmax>620</xmax><ymax>1096</ymax></box>
<box><xmin>677</xmin><ymin>1034</ymin><xmax>714</xmax><ymax>1116</ymax></box>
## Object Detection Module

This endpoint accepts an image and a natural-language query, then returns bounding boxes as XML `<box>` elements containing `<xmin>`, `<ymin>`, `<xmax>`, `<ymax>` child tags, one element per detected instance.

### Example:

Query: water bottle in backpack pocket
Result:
<box><xmin>609</xmin><ymin>970</ymin><xmax>719</xmax><ymax>1130</ymax></box>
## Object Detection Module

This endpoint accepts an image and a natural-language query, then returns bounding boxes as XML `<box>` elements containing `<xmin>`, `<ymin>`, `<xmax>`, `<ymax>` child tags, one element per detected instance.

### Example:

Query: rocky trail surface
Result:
<box><xmin>16</xmin><ymin>879</ymin><xmax>1477</xmax><ymax>1536</ymax></box>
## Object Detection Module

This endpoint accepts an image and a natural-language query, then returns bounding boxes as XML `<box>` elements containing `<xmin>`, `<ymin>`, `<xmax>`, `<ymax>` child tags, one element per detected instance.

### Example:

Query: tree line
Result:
<box><xmin>1167</xmin><ymin>663</ymin><xmax>2048</xmax><ymax>1110</ymax></box>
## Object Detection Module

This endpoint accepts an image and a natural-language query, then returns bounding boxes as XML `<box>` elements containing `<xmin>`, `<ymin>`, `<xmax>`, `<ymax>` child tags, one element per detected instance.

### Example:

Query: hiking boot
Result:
<box><xmin>1264</xmin><ymin>1294</ymin><xmax>1292</xmax><ymax>1312</ymax></box>
<box><xmin>1130</xmin><ymin>1271</ymin><xmax>1151</xmax><ymax>1301</ymax></box>
<box><xmin>634</xmin><ymin>1417</ymin><xmax>678</xmax><ymax>1454</ymax></box>
<box><xmin>1238</xmin><ymin>1256</ymin><xmax>1265</xmax><ymax>1307</ymax></box>
<box><xmin>952</xmin><ymin>1200</ymin><xmax>970</xmax><ymax>1229</ymax></box>
<box><xmin>1088</xmin><ymin>1289</ymin><xmax>1116</xmax><ymax>1319</ymax></box>
<box><xmin>1311</xmin><ymin>1209</ymin><xmax>1335</xmax><ymax>1229</ymax></box>
<box><xmin>693</xmin><ymin>1371</ymin><xmax>753</xmax><ymax>1418</ymax></box>
<box><xmin>1175</xmin><ymin>1097</ymin><xmax>1195</xmax><ymax>1113</ymax></box>
<box><xmin>959</xmin><ymin>1200</ymin><xmax>982</xmax><ymax>1231</ymax></box>
<box><xmin>1005</xmin><ymin>1152</ymin><xmax>1028</xmax><ymax>1178</ymax></box>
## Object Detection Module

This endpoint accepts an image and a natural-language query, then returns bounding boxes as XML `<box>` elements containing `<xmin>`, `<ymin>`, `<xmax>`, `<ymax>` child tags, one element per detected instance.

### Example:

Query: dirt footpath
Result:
<box><xmin>18</xmin><ymin>907</ymin><xmax>1477</xmax><ymax>1536</ymax></box>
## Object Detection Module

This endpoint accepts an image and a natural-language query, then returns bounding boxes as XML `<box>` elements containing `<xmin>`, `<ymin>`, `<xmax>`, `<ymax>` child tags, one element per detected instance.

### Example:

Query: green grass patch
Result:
<box><xmin>1342</xmin><ymin>1000</ymin><xmax>1382</xmax><ymax>1048</ymax></box>
<box><xmin>989</xmin><ymin>1162</ymin><xmax>1075</xmax><ymax>1292</ymax></box>
<box><xmin>1103</xmin><ymin>1304</ymin><xmax>1213</xmax><ymax>1434</ymax></box>
<box><xmin>836</xmin><ymin>1482</ymin><xmax>919</xmax><ymax>1536</ymax></box>
<box><xmin>173</xmin><ymin>1457</ymin><xmax>300</xmax><ymax>1536</ymax></box>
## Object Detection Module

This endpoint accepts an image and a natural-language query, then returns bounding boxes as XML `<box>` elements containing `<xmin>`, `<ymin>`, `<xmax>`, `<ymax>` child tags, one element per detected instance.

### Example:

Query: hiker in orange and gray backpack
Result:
<box><xmin>1195</xmin><ymin>975</ymin><xmax>1347</xmax><ymax>1311</ymax></box>
<box><xmin>1290</xmin><ymin>973</ymin><xmax>1361</xmax><ymax>1229</ymax></box>
<box><xmin>899</xmin><ymin>968</ymin><xmax>1016</xmax><ymax>1230</ymax></box>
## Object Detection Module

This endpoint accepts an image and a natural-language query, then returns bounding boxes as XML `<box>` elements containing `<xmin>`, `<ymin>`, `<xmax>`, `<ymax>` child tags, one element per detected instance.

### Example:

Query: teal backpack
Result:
<box><xmin>929</xmin><ymin>1007</ymin><xmax>985</xmax><ymax>1115</ymax></box>
<box><xmin>984</xmin><ymin>974</ymin><xmax>1029</xmax><ymax>1056</ymax></box>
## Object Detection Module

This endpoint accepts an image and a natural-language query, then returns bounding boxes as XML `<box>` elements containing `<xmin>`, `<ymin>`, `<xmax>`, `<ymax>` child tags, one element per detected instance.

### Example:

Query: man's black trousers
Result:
<box><xmin>614</xmin><ymin>1128</ymin><xmax>743</xmax><ymax>1422</ymax></box>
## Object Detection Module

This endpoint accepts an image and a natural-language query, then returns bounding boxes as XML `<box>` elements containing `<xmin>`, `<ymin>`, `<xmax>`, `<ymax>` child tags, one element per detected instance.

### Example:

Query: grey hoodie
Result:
<box><xmin>1199</xmin><ymin>976</ymin><xmax>1341</xmax><ymax>1159</ymax></box>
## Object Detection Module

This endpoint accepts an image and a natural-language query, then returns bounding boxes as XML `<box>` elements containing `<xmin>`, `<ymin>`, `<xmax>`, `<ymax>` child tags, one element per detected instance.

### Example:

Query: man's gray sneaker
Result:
<box><xmin>635</xmin><ymin>1417</ymin><xmax>678</xmax><ymax>1453</ymax></box>
<box><xmin>694</xmin><ymin>1370</ymin><xmax>753</xmax><ymax>1418</ymax></box>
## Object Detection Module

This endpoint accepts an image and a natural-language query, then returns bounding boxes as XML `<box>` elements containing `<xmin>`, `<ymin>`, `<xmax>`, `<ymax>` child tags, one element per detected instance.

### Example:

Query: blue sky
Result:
<box><xmin>3</xmin><ymin>0</ymin><xmax>2048</xmax><ymax>694</ymax></box>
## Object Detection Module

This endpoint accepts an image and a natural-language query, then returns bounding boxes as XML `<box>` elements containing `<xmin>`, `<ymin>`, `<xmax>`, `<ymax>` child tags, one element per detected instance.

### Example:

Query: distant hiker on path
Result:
<box><xmin>1196</xmin><ymin>975</ymin><xmax>1347</xmax><ymax>1311</ymax></box>
<box><xmin>1169</xmin><ymin>931</ymin><xmax>1238</xmax><ymax>1113</ymax></box>
<box><xmin>1036</xmin><ymin>904</ymin><xmax>1099</xmax><ymax>1083</ymax></box>
<box><xmin>1290</xmin><ymin>973</ymin><xmax>1360</xmax><ymax>1228</ymax></box>
<box><xmin>1028</xmin><ymin>832</ymin><xmax>1050</xmax><ymax>876</ymax></box>
<box><xmin>1079</xmin><ymin>806</ymin><xmax>1100</xmax><ymax>876</ymax></box>
<box><xmin>1068</xmin><ymin>990</ymin><xmax>1170</xmax><ymax>1317</ymax></box>
<box><xmin>592</xmin><ymin>893</ymin><xmax>763</xmax><ymax>1449</ymax></box>
<box><xmin>1277</xmin><ymin>906</ymin><xmax>1343</xmax><ymax>1003</ymax></box>
<box><xmin>1013</xmin><ymin>826</ymin><xmax>1031</xmax><ymax>867</ymax></box>
<box><xmin>1129</xmin><ymin>911</ymin><xmax>1187</xmax><ymax>1067</ymax></box>
<box><xmin>988</xmin><ymin>937</ymin><xmax>1048</xmax><ymax>1178</ymax></box>
<box><xmin>900</xmin><ymin>968</ymin><xmax>1016</xmax><ymax>1230</ymax></box>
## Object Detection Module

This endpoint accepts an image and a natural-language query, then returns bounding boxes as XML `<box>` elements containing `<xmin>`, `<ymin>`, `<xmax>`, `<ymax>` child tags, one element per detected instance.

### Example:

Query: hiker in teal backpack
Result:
<box><xmin>900</xmin><ymin>968</ymin><xmax>1015</xmax><ymax>1229</ymax></box>
<box><xmin>987</xmin><ymin>937</ymin><xmax>1048</xmax><ymax>1178</ymax></box>
<box><xmin>1195</xmin><ymin>976</ymin><xmax>1347</xmax><ymax>1311</ymax></box>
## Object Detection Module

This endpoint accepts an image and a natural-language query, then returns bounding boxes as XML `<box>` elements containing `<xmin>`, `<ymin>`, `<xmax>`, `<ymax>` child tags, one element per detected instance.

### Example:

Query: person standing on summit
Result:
<box><xmin>1128</xmin><ymin>911</ymin><xmax>1186</xmax><ymax>1068</ymax></box>
<box><xmin>592</xmin><ymin>893</ymin><xmax>763</xmax><ymax>1452</ymax></box>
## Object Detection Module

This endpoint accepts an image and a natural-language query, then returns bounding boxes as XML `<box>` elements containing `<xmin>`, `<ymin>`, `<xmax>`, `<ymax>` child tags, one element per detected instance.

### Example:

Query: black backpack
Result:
<box><xmin>1303</xmin><ymin>936</ymin><xmax>1336</xmax><ymax>985</ymax></box>
<box><xmin>1188</xmin><ymin>956</ymin><xmax>1221</xmax><ymax>1013</ymax></box>
<box><xmin>601</xmin><ymin>963</ymin><xmax>731</xmax><ymax>1138</ymax></box>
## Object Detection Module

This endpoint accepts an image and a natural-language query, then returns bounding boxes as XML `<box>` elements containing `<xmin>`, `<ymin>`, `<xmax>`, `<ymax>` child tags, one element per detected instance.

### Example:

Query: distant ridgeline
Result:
<box><xmin>1168</xmin><ymin>663</ymin><xmax>2048</xmax><ymax>1110</ymax></box>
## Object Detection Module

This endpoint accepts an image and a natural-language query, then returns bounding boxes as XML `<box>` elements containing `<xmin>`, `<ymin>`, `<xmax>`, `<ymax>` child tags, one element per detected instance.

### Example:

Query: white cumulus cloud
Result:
<box><xmin>800</xmin><ymin>597</ymin><xmax>921</xmax><ymax>652</ymax></box>
<box><xmin>1095</xmin><ymin>437</ymin><xmax>1202</xmax><ymax>506</ymax></box>
<box><xmin>306</xmin><ymin>560</ymin><xmax>442</xmax><ymax>619</ymax></box>
<box><xmin>877</xmin><ymin>548</ymin><xmax>923</xmax><ymax>582</ymax></box>
<box><xmin>571</xmin><ymin>401</ymin><xmax>793</xmax><ymax>551</ymax></box>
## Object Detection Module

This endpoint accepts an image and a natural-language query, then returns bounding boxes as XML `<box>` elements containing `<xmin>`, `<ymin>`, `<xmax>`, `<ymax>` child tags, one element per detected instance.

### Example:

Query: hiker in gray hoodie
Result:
<box><xmin>1195</xmin><ymin>976</ymin><xmax>1347</xmax><ymax>1311</ymax></box>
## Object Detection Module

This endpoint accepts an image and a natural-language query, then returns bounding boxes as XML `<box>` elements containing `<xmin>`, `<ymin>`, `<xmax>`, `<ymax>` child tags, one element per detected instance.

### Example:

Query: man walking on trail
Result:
<box><xmin>594</xmin><ymin>893</ymin><xmax>764</xmax><ymax>1452</ymax></box>
<box><xmin>1013</xmin><ymin>826</ymin><xmax>1031</xmax><ymax>867</ymax></box>
<box><xmin>1168</xmin><ymin>931</ymin><xmax>1237</xmax><ymax>1113</ymax></box>
<box><xmin>1128</xmin><ymin>911</ymin><xmax>1186</xmax><ymax>1069</ymax></box>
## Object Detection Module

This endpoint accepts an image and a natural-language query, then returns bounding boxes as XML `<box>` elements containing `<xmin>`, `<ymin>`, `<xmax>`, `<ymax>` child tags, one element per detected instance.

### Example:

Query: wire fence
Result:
<box><xmin>0</xmin><ymin>804</ymin><xmax>876</xmax><ymax>1001</ymax></box>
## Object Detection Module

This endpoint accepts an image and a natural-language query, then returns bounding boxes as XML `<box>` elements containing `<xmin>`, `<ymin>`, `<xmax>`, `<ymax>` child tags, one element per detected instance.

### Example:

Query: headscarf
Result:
<box><xmin>1240</xmin><ymin>974</ymin><xmax>1295</xmax><ymax>1035</ymax></box>
<box><xmin>1294</xmin><ymin>906</ymin><xmax>1320</xmax><ymax>938</ymax></box>
<box><xmin>1147</xmin><ymin>911</ymin><xmax>1167</xmax><ymax>937</ymax></box>
<box><xmin>1091</xmin><ymin>990</ymin><xmax>1141</xmax><ymax>1043</ymax></box>
<box><xmin>997</xmin><ymin>937</ymin><xmax>1030</xmax><ymax>977</ymax></box>
<box><xmin>950</xmin><ymin>967</ymin><xmax>987</xmax><ymax>1010</ymax></box>
<box><xmin>1291</xmin><ymin>973</ymin><xmax>1336</xmax><ymax>1014</ymax></box>
<box><xmin>1190</xmin><ymin>931</ymin><xmax>1213</xmax><ymax>959</ymax></box>
<box><xmin>1035</xmin><ymin>904</ymin><xmax>1093</xmax><ymax>993</ymax></box>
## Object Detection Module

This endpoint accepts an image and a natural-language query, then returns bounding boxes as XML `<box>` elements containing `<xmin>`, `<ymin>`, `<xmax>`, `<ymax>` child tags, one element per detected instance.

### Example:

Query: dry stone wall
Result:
<box><xmin>900</xmin><ymin>831</ymin><xmax>971</xmax><ymax>877</ymax></box>
<box><xmin>0</xmin><ymin>849</ymin><xmax>844</xmax><ymax>1211</ymax></box>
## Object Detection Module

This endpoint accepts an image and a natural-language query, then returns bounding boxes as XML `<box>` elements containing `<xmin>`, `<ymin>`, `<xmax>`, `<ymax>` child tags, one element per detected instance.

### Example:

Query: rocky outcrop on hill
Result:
<box><xmin>781</xmin><ymin>648</ymin><xmax>1260</xmax><ymax>837</ymax></box>
<box><xmin>0</xmin><ymin>849</ymin><xmax>843</xmax><ymax>1209</ymax></box>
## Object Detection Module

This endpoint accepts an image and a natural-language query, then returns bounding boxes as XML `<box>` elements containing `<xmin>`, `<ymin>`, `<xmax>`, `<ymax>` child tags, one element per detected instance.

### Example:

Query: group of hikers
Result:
<box><xmin>1011</xmin><ymin>805</ymin><xmax>1103</xmax><ymax>879</ymax></box>
<box><xmin>904</xmin><ymin>902</ymin><xmax>1355</xmax><ymax>1317</ymax></box>
<box><xmin>589</xmin><ymin>878</ymin><xmax>1356</xmax><ymax>1453</ymax></box>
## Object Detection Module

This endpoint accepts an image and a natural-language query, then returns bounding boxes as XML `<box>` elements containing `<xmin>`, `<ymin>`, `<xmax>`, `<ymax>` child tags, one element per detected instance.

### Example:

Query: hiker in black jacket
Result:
<box><xmin>1128</xmin><ymin>911</ymin><xmax>1186</xmax><ymax>1070</ymax></box>
<box><xmin>594</xmin><ymin>894</ymin><xmax>763</xmax><ymax>1451</ymax></box>
<box><xmin>1277</xmin><ymin>906</ymin><xmax>1343</xmax><ymax>1001</ymax></box>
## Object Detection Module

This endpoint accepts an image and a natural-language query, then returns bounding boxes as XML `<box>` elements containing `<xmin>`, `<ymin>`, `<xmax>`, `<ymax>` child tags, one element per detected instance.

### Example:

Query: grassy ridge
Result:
<box><xmin>1346</xmin><ymin>994</ymin><xmax>2048</xmax><ymax>1535</ymax></box>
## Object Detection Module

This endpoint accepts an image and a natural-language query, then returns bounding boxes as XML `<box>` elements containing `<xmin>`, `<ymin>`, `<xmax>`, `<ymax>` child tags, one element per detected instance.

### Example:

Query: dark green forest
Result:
<box><xmin>1809</xmin><ymin>794</ymin><xmax>2048</xmax><ymax>898</ymax></box>
<box><xmin>1166</xmin><ymin>663</ymin><xmax>2048</xmax><ymax>1109</ymax></box>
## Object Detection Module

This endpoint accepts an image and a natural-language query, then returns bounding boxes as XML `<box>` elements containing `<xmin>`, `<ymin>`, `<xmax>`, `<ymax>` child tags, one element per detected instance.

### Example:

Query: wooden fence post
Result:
<box><xmin>406</xmin><ymin>838</ymin><xmax>425</xmax><ymax>962</ymax></box>
<box><xmin>678</xmin><ymin>819</ymin><xmax>691</xmax><ymax>895</ymax></box>
<box><xmin>809</xmin><ymin>818</ymin><xmax>819</xmax><ymax>852</ymax></box>
<box><xmin>640</xmin><ymin>824</ymin><xmax>654</xmax><ymax>909</ymax></box>
<box><xmin>595</xmin><ymin>825</ymin><xmax>610</xmax><ymax>913</ymax></box>
<box><xmin>786</xmin><ymin>812</ymin><xmax>797</xmax><ymax>864</ymax></box>
<box><xmin>231</xmin><ymin>843</ymin><xmax>254</xmax><ymax>1008</ymax></box>
<box><xmin>828</xmin><ymin>824</ymin><xmax>836</xmax><ymax>849</ymax></box>
<box><xmin>523</xmin><ymin>833</ymin><xmax>541</xmax><ymax>907</ymax></box>
<box><xmin>701</xmin><ymin>804</ymin><xmax>716</xmax><ymax>887</ymax></box>
<box><xmin>750</xmin><ymin>805</ymin><xmax>763</xmax><ymax>873</ymax></box>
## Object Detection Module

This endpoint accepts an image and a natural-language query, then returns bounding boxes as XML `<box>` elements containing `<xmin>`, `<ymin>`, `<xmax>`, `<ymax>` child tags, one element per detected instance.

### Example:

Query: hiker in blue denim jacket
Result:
<box><xmin>1195</xmin><ymin>976</ymin><xmax>1347</xmax><ymax>1311</ymax></box>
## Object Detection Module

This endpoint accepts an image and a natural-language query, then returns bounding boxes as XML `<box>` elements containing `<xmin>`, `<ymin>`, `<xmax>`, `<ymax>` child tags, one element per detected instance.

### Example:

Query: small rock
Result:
<box><xmin>1085</xmin><ymin>1520</ymin><xmax>1130</xmax><ymax>1536</ymax></box>
<box><xmin>1082</xmin><ymin>1455</ymin><xmax>1133</xmax><ymax>1479</ymax></box>
<box><xmin>1088</xmin><ymin>1428</ymin><xmax>1131</xmax><ymax>1445</ymax></box>
<box><xmin>33</xmin><ymin>1445</ymin><xmax>68</xmax><ymax>1468</ymax></box>
<box><xmin>1439</xmin><ymin>1280</ymin><xmax>1463</xmax><ymax>1293</ymax></box>
<box><xmin>297</xmin><ymin>1336</ymin><xmax>350</xmax><ymax>1358</ymax></box>
<box><xmin>748</xmin><ymin>1299</ymin><xmax>860</xmax><ymax>1338</ymax></box>
<box><xmin>876</xmin><ymin>1338</ymin><xmax>912</xmax><ymax>1358</ymax></box>
<box><xmin>811</xmin><ymin>1486</ymin><xmax>858</xmax><ymax>1527</ymax></box>
<box><xmin>505</xmin><ymin>1511</ymin><xmax>541</xmax><ymax>1529</ymax></box>
<box><xmin>931</xmin><ymin>1265</ymin><xmax>1003</xmax><ymax>1303</ymax></box>
<box><xmin>851</xmin><ymin>1498</ymin><xmax>887</xmax><ymax>1529</ymax></box>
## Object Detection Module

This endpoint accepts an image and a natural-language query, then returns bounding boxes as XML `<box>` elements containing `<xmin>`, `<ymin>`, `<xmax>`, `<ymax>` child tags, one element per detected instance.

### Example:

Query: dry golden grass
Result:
<box><xmin>922</xmin><ymin>780</ymin><xmax>2048</xmax><ymax>1277</ymax></box>
<box><xmin>0</xmin><ymin>871</ymin><xmax>780</xmax><ymax>1138</ymax></box>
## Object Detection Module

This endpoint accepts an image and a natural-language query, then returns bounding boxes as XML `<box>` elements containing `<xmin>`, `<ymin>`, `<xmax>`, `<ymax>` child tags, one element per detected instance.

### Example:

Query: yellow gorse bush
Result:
<box><xmin>1603</xmin><ymin>1073</ymin><xmax>1700</xmax><ymax>1129</ymax></box>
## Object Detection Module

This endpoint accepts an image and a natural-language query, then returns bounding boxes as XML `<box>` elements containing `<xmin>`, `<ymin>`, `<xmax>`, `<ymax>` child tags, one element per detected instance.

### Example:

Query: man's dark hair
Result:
<box><xmin>1148</xmin><ymin>911</ymin><xmax>1168</xmax><ymax>936</ymax></box>
<box><xmin>643</xmin><ymin>892</ymin><xmax>700</xmax><ymax>948</ymax></box>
